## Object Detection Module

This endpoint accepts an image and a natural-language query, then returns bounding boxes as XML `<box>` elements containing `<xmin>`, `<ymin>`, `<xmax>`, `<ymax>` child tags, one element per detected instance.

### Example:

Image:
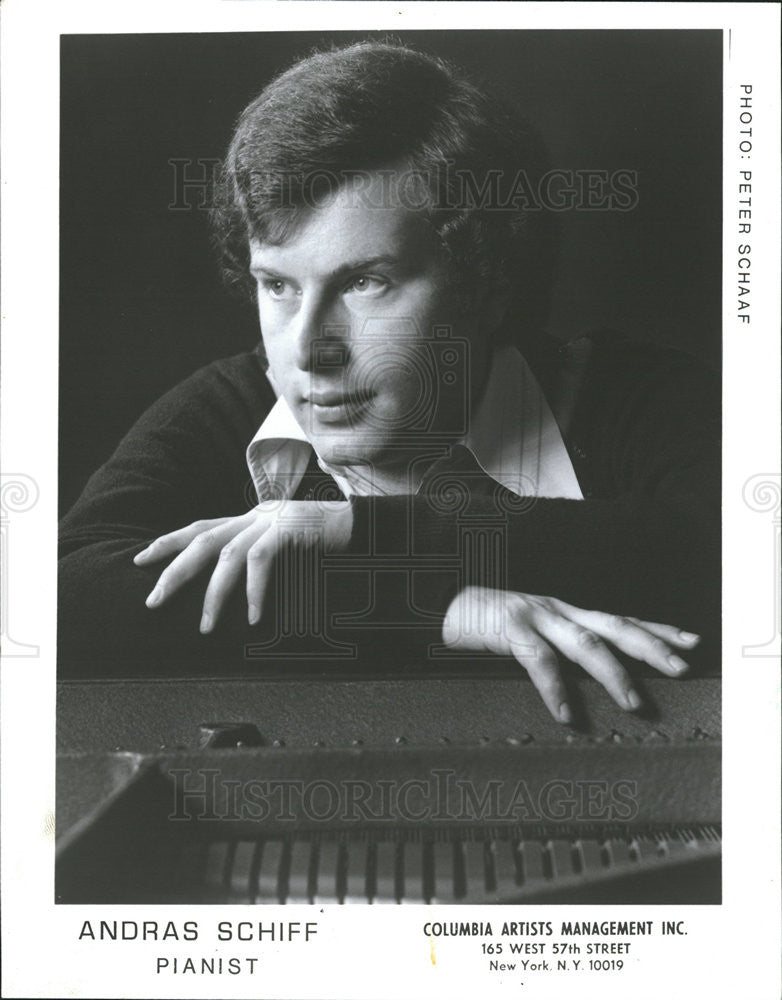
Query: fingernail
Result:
<box><xmin>145</xmin><ymin>587</ymin><xmax>163</xmax><ymax>608</ymax></box>
<box><xmin>625</xmin><ymin>688</ymin><xmax>642</xmax><ymax>711</ymax></box>
<box><xmin>558</xmin><ymin>702</ymin><xmax>572</xmax><ymax>724</ymax></box>
<box><xmin>200</xmin><ymin>613</ymin><xmax>212</xmax><ymax>634</ymax></box>
<box><xmin>667</xmin><ymin>654</ymin><xmax>689</xmax><ymax>675</ymax></box>
<box><xmin>678</xmin><ymin>630</ymin><xmax>700</xmax><ymax>643</ymax></box>
<box><xmin>248</xmin><ymin>605</ymin><xmax>259</xmax><ymax>626</ymax></box>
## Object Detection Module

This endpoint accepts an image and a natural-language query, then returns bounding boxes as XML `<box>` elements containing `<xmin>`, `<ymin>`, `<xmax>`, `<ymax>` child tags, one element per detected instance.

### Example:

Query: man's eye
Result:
<box><xmin>346</xmin><ymin>275</ymin><xmax>386</xmax><ymax>295</ymax></box>
<box><xmin>262</xmin><ymin>279</ymin><xmax>294</xmax><ymax>300</ymax></box>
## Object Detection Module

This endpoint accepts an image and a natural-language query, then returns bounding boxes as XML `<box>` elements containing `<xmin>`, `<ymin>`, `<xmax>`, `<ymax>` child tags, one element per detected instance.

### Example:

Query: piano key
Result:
<box><xmin>676</xmin><ymin>827</ymin><xmax>700</xmax><ymax>848</ymax></box>
<box><xmin>229</xmin><ymin>840</ymin><xmax>257</xmax><ymax>901</ymax></box>
<box><xmin>257</xmin><ymin>840</ymin><xmax>284</xmax><ymax>902</ymax></box>
<box><xmin>343</xmin><ymin>841</ymin><xmax>370</xmax><ymax>904</ymax></box>
<box><xmin>652</xmin><ymin>831</ymin><xmax>671</xmax><ymax>857</ymax></box>
<box><xmin>664</xmin><ymin>833</ymin><xmax>694</xmax><ymax>861</ymax></box>
<box><xmin>314</xmin><ymin>841</ymin><xmax>340</xmax><ymax>904</ymax></box>
<box><xmin>203</xmin><ymin>840</ymin><xmax>231</xmax><ymax>891</ymax></box>
<box><xmin>631</xmin><ymin>835</ymin><xmax>660</xmax><ymax>863</ymax></box>
<box><xmin>373</xmin><ymin>841</ymin><xmax>398</xmax><ymax>904</ymax></box>
<box><xmin>490</xmin><ymin>839</ymin><xmax>519</xmax><ymax>895</ymax></box>
<box><xmin>460</xmin><ymin>841</ymin><xmax>488</xmax><ymax>897</ymax></box>
<box><xmin>548</xmin><ymin>839</ymin><xmax>575</xmax><ymax>879</ymax></box>
<box><xmin>577</xmin><ymin>838</ymin><xmax>606</xmax><ymax>874</ymax></box>
<box><xmin>430</xmin><ymin>842</ymin><xmax>457</xmax><ymax>902</ymax></box>
<box><xmin>400</xmin><ymin>841</ymin><xmax>425</xmax><ymax>904</ymax></box>
<box><xmin>287</xmin><ymin>840</ymin><xmax>312</xmax><ymax>903</ymax></box>
<box><xmin>604</xmin><ymin>838</ymin><xmax>632</xmax><ymax>866</ymax></box>
<box><xmin>519</xmin><ymin>840</ymin><xmax>545</xmax><ymax>884</ymax></box>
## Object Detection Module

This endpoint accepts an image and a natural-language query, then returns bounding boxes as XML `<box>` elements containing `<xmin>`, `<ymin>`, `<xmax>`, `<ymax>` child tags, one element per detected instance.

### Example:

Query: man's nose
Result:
<box><xmin>294</xmin><ymin>298</ymin><xmax>350</xmax><ymax>372</ymax></box>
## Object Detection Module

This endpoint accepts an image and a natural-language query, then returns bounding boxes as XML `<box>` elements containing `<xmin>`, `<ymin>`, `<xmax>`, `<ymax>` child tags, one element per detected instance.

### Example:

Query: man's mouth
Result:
<box><xmin>304</xmin><ymin>388</ymin><xmax>375</xmax><ymax>424</ymax></box>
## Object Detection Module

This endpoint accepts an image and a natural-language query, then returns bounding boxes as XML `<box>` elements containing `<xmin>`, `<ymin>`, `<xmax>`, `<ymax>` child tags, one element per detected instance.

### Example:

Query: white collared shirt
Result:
<box><xmin>245</xmin><ymin>346</ymin><xmax>583</xmax><ymax>502</ymax></box>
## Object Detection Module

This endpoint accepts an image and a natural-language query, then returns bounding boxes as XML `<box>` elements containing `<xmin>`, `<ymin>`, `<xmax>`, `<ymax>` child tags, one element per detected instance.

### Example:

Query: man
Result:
<box><xmin>59</xmin><ymin>41</ymin><xmax>720</xmax><ymax>724</ymax></box>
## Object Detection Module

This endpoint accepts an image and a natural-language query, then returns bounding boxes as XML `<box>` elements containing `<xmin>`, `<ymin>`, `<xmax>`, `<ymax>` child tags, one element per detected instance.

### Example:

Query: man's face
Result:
<box><xmin>250</xmin><ymin>174</ymin><xmax>496</xmax><ymax>476</ymax></box>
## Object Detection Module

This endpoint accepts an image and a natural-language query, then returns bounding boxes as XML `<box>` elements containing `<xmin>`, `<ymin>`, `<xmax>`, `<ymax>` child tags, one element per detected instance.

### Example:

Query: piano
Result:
<box><xmin>56</xmin><ymin>661</ymin><xmax>720</xmax><ymax>905</ymax></box>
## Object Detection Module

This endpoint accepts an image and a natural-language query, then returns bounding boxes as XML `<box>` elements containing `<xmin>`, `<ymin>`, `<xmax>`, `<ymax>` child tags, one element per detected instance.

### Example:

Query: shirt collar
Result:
<box><xmin>245</xmin><ymin>396</ymin><xmax>312</xmax><ymax>502</ymax></box>
<box><xmin>246</xmin><ymin>346</ymin><xmax>582</xmax><ymax>502</ymax></box>
<box><xmin>464</xmin><ymin>344</ymin><xmax>583</xmax><ymax>499</ymax></box>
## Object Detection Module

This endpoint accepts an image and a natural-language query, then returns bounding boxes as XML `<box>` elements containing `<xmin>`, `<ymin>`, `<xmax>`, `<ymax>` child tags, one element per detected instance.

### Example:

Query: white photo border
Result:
<box><xmin>1</xmin><ymin>2</ymin><xmax>780</xmax><ymax>998</ymax></box>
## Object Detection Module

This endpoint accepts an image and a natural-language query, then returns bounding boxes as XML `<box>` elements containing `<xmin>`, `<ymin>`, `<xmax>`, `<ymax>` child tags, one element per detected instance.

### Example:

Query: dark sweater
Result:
<box><xmin>58</xmin><ymin>333</ymin><xmax>720</xmax><ymax>675</ymax></box>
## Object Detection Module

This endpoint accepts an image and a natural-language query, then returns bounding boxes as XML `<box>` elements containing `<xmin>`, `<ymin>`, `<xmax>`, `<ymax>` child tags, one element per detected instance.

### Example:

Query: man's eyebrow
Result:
<box><xmin>333</xmin><ymin>255</ymin><xmax>404</xmax><ymax>276</ymax></box>
<box><xmin>249</xmin><ymin>255</ymin><xmax>405</xmax><ymax>280</ymax></box>
<box><xmin>249</xmin><ymin>262</ymin><xmax>286</xmax><ymax>279</ymax></box>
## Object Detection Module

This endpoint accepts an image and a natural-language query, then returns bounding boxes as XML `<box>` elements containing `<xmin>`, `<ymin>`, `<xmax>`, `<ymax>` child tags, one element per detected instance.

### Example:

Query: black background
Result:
<box><xmin>60</xmin><ymin>30</ymin><xmax>722</xmax><ymax>512</ymax></box>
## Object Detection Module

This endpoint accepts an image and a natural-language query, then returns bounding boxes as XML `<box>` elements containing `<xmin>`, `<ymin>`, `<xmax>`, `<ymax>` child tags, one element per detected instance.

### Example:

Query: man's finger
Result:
<box><xmin>134</xmin><ymin>518</ymin><xmax>234</xmax><ymax>565</ymax></box>
<box><xmin>504</xmin><ymin>622</ymin><xmax>571</xmax><ymax>725</ymax></box>
<box><xmin>552</xmin><ymin>601</ymin><xmax>700</xmax><ymax>677</ymax></box>
<box><xmin>548</xmin><ymin>607</ymin><xmax>691</xmax><ymax>677</ymax></box>
<box><xmin>600</xmin><ymin>616</ymin><xmax>690</xmax><ymax>676</ymax></box>
<box><xmin>200</xmin><ymin>523</ymin><xmax>265</xmax><ymax>632</ymax></box>
<box><xmin>624</xmin><ymin>617</ymin><xmax>701</xmax><ymax>649</ymax></box>
<box><xmin>145</xmin><ymin>524</ymin><xmax>238</xmax><ymax>608</ymax></box>
<box><xmin>536</xmin><ymin>611</ymin><xmax>642</xmax><ymax>711</ymax></box>
<box><xmin>546</xmin><ymin>598</ymin><xmax>700</xmax><ymax>650</ymax></box>
<box><xmin>246</xmin><ymin>526</ymin><xmax>280</xmax><ymax>626</ymax></box>
<box><xmin>246</xmin><ymin>522</ymin><xmax>329</xmax><ymax>626</ymax></box>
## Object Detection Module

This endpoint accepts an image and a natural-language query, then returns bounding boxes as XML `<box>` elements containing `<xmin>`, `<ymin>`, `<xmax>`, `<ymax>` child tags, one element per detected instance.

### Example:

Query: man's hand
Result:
<box><xmin>133</xmin><ymin>500</ymin><xmax>353</xmax><ymax>632</ymax></box>
<box><xmin>442</xmin><ymin>586</ymin><xmax>700</xmax><ymax>723</ymax></box>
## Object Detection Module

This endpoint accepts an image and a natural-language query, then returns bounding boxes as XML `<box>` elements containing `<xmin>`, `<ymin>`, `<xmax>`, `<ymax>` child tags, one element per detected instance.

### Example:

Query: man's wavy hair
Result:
<box><xmin>212</xmin><ymin>40</ymin><xmax>556</xmax><ymax>349</ymax></box>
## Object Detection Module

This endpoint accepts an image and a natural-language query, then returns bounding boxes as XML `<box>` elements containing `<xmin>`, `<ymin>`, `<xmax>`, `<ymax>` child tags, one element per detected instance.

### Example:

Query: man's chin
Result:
<box><xmin>311</xmin><ymin>434</ymin><xmax>388</xmax><ymax>470</ymax></box>
<box><xmin>312</xmin><ymin>435</ymin><xmax>446</xmax><ymax>486</ymax></box>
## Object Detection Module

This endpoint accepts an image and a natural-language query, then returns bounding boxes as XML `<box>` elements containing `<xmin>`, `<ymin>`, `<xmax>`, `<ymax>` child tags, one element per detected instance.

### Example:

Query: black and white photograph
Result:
<box><xmin>1</xmin><ymin>2</ymin><xmax>780</xmax><ymax>998</ymax></box>
<box><xmin>55</xmin><ymin>27</ymin><xmax>723</xmax><ymax>907</ymax></box>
